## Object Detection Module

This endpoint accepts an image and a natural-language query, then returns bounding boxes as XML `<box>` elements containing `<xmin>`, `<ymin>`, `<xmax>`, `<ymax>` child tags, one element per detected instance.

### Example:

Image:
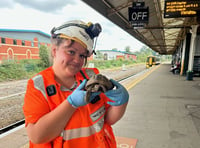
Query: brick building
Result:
<box><xmin>0</xmin><ymin>29</ymin><xmax>51</xmax><ymax>64</ymax></box>
<box><xmin>97</xmin><ymin>49</ymin><xmax>137</xmax><ymax>60</ymax></box>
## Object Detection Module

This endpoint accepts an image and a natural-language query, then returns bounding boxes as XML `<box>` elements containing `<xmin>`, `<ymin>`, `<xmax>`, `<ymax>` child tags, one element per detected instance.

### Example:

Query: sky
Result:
<box><xmin>0</xmin><ymin>0</ymin><xmax>145</xmax><ymax>52</ymax></box>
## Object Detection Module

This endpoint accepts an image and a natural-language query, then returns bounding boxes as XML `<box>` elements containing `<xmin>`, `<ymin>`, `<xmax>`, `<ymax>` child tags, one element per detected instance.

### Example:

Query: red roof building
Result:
<box><xmin>97</xmin><ymin>50</ymin><xmax>137</xmax><ymax>60</ymax></box>
<box><xmin>0</xmin><ymin>29</ymin><xmax>51</xmax><ymax>64</ymax></box>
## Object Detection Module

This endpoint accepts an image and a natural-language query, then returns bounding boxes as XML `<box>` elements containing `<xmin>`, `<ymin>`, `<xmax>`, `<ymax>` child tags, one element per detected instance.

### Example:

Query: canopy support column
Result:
<box><xmin>186</xmin><ymin>25</ymin><xmax>198</xmax><ymax>80</ymax></box>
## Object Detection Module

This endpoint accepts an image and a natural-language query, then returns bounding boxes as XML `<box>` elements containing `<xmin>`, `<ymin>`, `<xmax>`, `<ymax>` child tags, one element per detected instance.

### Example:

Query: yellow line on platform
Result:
<box><xmin>125</xmin><ymin>65</ymin><xmax>160</xmax><ymax>90</ymax></box>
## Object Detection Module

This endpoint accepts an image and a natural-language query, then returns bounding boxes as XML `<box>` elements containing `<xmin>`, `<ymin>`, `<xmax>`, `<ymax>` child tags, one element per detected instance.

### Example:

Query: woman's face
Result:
<box><xmin>52</xmin><ymin>40</ymin><xmax>87</xmax><ymax>77</ymax></box>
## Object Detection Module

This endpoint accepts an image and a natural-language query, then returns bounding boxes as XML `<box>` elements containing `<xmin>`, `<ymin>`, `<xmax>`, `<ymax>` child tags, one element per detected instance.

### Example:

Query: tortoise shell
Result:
<box><xmin>85</xmin><ymin>74</ymin><xmax>114</xmax><ymax>103</ymax></box>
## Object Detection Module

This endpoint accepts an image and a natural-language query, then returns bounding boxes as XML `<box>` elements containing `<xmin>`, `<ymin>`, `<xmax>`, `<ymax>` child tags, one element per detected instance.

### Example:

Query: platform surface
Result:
<box><xmin>113</xmin><ymin>64</ymin><xmax>200</xmax><ymax>148</ymax></box>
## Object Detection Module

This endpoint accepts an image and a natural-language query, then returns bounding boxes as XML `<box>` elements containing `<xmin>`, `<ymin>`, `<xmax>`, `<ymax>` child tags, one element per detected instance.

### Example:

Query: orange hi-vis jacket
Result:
<box><xmin>23</xmin><ymin>67</ymin><xmax>117</xmax><ymax>148</ymax></box>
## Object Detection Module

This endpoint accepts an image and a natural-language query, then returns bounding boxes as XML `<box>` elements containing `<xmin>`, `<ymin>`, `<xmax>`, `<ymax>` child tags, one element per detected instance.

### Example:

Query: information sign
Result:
<box><xmin>164</xmin><ymin>0</ymin><xmax>200</xmax><ymax>18</ymax></box>
<box><xmin>128</xmin><ymin>7</ymin><xmax>149</xmax><ymax>27</ymax></box>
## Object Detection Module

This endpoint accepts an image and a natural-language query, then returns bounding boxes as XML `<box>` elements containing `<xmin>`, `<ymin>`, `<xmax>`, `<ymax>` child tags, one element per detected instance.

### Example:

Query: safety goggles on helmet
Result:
<box><xmin>51</xmin><ymin>20</ymin><xmax>102</xmax><ymax>57</ymax></box>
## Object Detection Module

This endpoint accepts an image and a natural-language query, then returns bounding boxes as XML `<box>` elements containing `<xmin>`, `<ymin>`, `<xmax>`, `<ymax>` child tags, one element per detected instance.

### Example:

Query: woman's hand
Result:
<box><xmin>105</xmin><ymin>79</ymin><xmax>129</xmax><ymax>106</ymax></box>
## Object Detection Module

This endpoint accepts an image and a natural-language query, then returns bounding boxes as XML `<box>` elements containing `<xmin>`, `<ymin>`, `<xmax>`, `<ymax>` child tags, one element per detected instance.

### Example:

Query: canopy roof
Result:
<box><xmin>82</xmin><ymin>0</ymin><xmax>199</xmax><ymax>54</ymax></box>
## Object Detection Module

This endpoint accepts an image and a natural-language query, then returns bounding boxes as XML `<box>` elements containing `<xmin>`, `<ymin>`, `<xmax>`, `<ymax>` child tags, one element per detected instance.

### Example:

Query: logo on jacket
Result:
<box><xmin>46</xmin><ymin>85</ymin><xmax>56</xmax><ymax>96</ymax></box>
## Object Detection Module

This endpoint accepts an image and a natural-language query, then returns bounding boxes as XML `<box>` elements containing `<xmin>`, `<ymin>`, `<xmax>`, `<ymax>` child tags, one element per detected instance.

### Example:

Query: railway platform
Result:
<box><xmin>0</xmin><ymin>63</ymin><xmax>200</xmax><ymax>148</ymax></box>
<box><xmin>113</xmin><ymin>63</ymin><xmax>200</xmax><ymax>148</ymax></box>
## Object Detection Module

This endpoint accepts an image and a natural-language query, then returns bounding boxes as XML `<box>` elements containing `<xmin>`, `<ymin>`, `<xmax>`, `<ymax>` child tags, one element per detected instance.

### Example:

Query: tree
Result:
<box><xmin>112</xmin><ymin>48</ymin><xmax>118</xmax><ymax>51</ymax></box>
<box><xmin>95</xmin><ymin>50</ymin><xmax>104</xmax><ymax>60</ymax></box>
<box><xmin>133</xmin><ymin>46</ymin><xmax>158</xmax><ymax>62</ymax></box>
<box><xmin>39</xmin><ymin>45</ymin><xmax>50</xmax><ymax>68</ymax></box>
<box><xmin>125</xmin><ymin>46</ymin><xmax>131</xmax><ymax>53</ymax></box>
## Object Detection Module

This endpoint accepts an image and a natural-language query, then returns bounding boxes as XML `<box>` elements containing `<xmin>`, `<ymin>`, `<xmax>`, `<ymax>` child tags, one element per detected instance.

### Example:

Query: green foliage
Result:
<box><xmin>95</xmin><ymin>50</ymin><xmax>104</xmax><ymax>60</ymax></box>
<box><xmin>0</xmin><ymin>59</ymin><xmax>44</xmax><ymax>82</ymax></box>
<box><xmin>0</xmin><ymin>57</ymin><xmax>139</xmax><ymax>82</ymax></box>
<box><xmin>0</xmin><ymin>60</ymin><xmax>23</xmax><ymax>81</ymax></box>
<box><xmin>133</xmin><ymin>46</ymin><xmax>157</xmax><ymax>62</ymax></box>
<box><xmin>39</xmin><ymin>45</ymin><xmax>50</xmax><ymax>68</ymax></box>
<box><xmin>112</xmin><ymin>48</ymin><xmax>118</xmax><ymax>51</ymax></box>
<box><xmin>0</xmin><ymin>45</ymin><xmax>155</xmax><ymax>82</ymax></box>
<box><xmin>20</xmin><ymin>59</ymin><xmax>43</xmax><ymax>72</ymax></box>
<box><xmin>124</xmin><ymin>46</ymin><xmax>131</xmax><ymax>53</ymax></box>
<box><xmin>0</xmin><ymin>60</ymin><xmax>31</xmax><ymax>81</ymax></box>
<box><xmin>88</xmin><ymin>59</ymin><xmax>137</xmax><ymax>70</ymax></box>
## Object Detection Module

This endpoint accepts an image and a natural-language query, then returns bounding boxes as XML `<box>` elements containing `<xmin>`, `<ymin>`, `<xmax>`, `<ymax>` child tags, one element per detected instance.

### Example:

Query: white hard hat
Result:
<box><xmin>51</xmin><ymin>20</ymin><xmax>102</xmax><ymax>56</ymax></box>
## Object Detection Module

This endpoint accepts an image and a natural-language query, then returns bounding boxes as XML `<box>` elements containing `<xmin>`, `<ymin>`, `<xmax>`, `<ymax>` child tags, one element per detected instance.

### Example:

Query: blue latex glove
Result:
<box><xmin>67</xmin><ymin>80</ymin><xmax>99</xmax><ymax>108</ymax></box>
<box><xmin>105</xmin><ymin>79</ymin><xmax>129</xmax><ymax>106</ymax></box>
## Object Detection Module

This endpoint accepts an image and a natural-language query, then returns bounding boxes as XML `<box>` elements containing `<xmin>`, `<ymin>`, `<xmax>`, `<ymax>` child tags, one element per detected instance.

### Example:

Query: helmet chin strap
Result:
<box><xmin>93</xmin><ymin>50</ymin><xmax>96</xmax><ymax>55</ymax></box>
<box><xmin>92</xmin><ymin>37</ymin><xmax>98</xmax><ymax>55</ymax></box>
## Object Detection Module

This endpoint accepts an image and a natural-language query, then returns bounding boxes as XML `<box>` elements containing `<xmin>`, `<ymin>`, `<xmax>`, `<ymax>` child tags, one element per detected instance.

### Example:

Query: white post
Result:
<box><xmin>186</xmin><ymin>25</ymin><xmax>198</xmax><ymax>80</ymax></box>
<box><xmin>188</xmin><ymin>25</ymin><xmax>198</xmax><ymax>71</ymax></box>
<box><xmin>122</xmin><ymin>64</ymin><xmax>126</xmax><ymax>71</ymax></box>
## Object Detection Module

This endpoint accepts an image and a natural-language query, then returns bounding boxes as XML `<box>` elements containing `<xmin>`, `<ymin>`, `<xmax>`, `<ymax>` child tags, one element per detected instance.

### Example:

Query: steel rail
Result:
<box><xmin>0</xmin><ymin>92</ymin><xmax>25</xmax><ymax>100</ymax></box>
<box><xmin>0</xmin><ymin>119</ymin><xmax>25</xmax><ymax>135</ymax></box>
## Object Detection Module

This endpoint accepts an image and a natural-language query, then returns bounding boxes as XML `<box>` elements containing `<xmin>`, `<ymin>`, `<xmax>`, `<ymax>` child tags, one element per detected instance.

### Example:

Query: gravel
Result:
<box><xmin>0</xmin><ymin>95</ymin><xmax>24</xmax><ymax>128</ymax></box>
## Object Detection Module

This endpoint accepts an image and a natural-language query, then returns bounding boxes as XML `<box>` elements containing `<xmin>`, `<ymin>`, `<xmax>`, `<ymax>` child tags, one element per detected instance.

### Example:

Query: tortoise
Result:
<box><xmin>84</xmin><ymin>74</ymin><xmax>114</xmax><ymax>103</ymax></box>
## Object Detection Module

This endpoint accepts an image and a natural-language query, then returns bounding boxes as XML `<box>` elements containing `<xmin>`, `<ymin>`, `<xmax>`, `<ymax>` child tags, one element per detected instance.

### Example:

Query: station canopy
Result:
<box><xmin>82</xmin><ymin>0</ymin><xmax>199</xmax><ymax>55</ymax></box>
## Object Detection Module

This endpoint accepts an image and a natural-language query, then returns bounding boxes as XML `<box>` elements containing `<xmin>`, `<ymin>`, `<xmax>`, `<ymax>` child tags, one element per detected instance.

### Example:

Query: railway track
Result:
<box><xmin>0</xmin><ymin>64</ymin><xmax>146</xmax><ymax>136</ymax></box>
<box><xmin>0</xmin><ymin>120</ymin><xmax>25</xmax><ymax>135</ymax></box>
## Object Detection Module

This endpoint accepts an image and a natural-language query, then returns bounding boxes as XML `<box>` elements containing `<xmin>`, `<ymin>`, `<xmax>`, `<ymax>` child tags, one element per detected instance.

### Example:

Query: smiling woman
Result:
<box><xmin>23</xmin><ymin>19</ymin><xmax>129</xmax><ymax>148</ymax></box>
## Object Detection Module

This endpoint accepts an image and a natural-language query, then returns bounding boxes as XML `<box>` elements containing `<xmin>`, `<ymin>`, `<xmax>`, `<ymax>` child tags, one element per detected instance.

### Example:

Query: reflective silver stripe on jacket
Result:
<box><xmin>32</xmin><ymin>75</ymin><xmax>47</xmax><ymax>100</ymax></box>
<box><xmin>90</xmin><ymin>106</ymin><xmax>105</xmax><ymax>122</ymax></box>
<box><xmin>61</xmin><ymin>114</ymin><xmax>105</xmax><ymax>141</ymax></box>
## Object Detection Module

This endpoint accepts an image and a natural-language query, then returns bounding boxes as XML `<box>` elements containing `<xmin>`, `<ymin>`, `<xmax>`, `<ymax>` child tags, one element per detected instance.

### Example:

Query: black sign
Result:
<box><xmin>128</xmin><ymin>7</ymin><xmax>149</xmax><ymax>27</ymax></box>
<box><xmin>164</xmin><ymin>0</ymin><xmax>200</xmax><ymax>18</ymax></box>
